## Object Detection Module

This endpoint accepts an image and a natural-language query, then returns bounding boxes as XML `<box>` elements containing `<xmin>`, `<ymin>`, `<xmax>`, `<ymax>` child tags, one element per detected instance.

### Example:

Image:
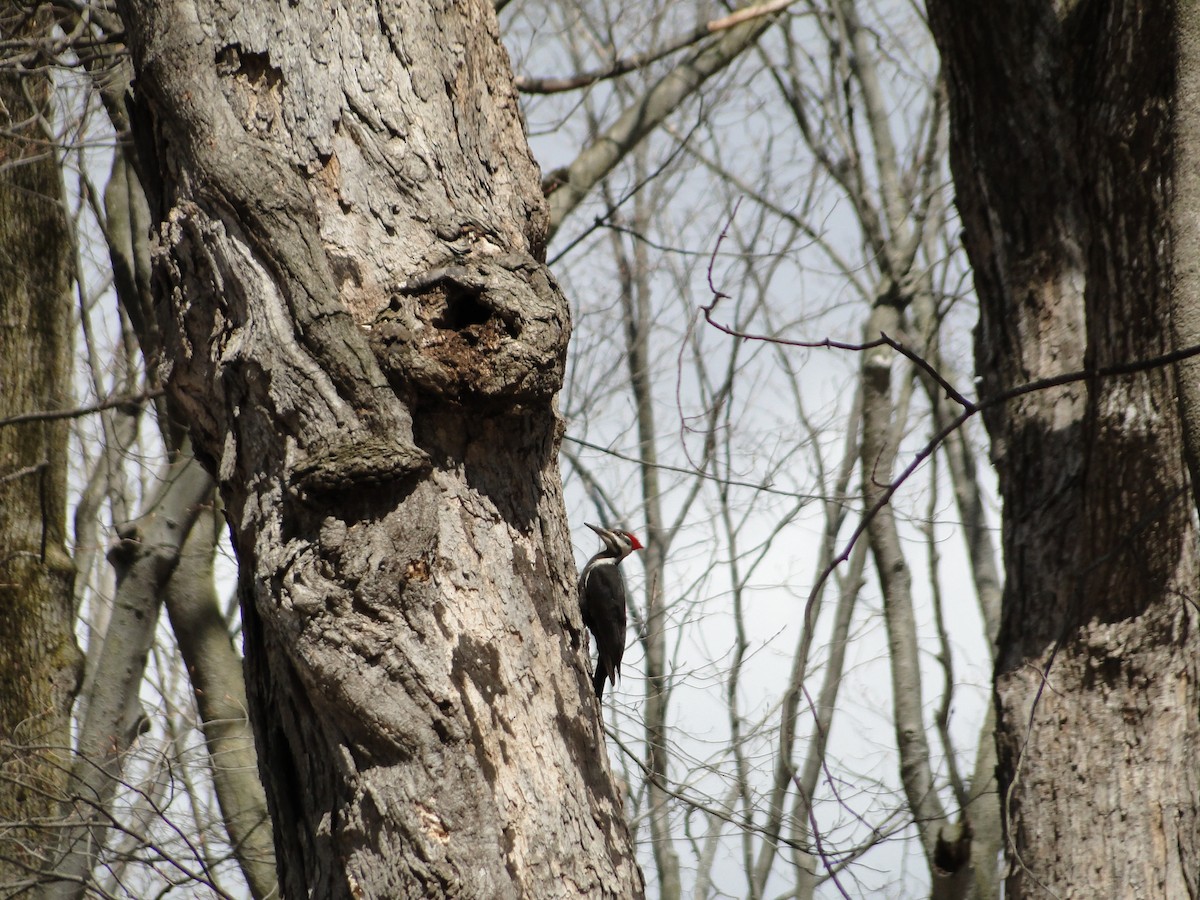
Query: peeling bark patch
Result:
<box><xmin>215</xmin><ymin>45</ymin><xmax>284</xmax><ymax>137</ymax></box>
<box><xmin>416</xmin><ymin>802</ymin><xmax>450</xmax><ymax>844</ymax></box>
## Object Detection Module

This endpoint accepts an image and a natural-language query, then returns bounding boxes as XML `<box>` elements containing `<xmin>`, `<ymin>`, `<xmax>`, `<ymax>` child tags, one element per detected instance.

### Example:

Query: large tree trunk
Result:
<box><xmin>0</xmin><ymin>4</ymin><xmax>81</xmax><ymax>890</ymax></box>
<box><xmin>113</xmin><ymin>0</ymin><xmax>642</xmax><ymax>895</ymax></box>
<box><xmin>927</xmin><ymin>3</ymin><xmax>1200</xmax><ymax>896</ymax></box>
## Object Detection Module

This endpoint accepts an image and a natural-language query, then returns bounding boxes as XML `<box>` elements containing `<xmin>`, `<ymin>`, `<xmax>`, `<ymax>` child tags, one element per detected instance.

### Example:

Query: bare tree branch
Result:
<box><xmin>546</xmin><ymin>5</ymin><xmax>785</xmax><ymax>238</ymax></box>
<box><xmin>0</xmin><ymin>390</ymin><xmax>163</xmax><ymax>430</ymax></box>
<box><xmin>517</xmin><ymin>0</ymin><xmax>797</xmax><ymax>94</ymax></box>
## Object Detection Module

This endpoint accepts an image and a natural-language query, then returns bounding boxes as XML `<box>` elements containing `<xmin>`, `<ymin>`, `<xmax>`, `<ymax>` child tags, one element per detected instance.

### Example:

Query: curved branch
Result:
<box><xmin>517</xmin><ymin>0</ymin><xmax>797</xmax><ymax>95</ymax></box>
<box><xmin>546</xmin><ymin>6</ymin><xmax>785</xmax><ymax>238</ymax></box>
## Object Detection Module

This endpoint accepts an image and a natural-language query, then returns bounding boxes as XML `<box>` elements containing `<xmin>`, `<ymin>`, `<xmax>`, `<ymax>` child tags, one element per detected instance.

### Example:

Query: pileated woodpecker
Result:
<box><xmin>578</xmin><ymin>522</ymin><xmax>644</xmax><ymax>700</ymax></box>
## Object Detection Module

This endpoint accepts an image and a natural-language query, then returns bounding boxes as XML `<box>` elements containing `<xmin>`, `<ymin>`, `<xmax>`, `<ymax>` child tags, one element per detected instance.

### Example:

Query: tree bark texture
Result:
<box><xmin>927</xmin><ymin>3</ymin><xmax>1200</xmax><ymax>897</ymax></box>
<box><xmin>1173</xmin><ymin>0</ymin><xmax>1200</xmax><ymax>513</ymax></box>
<box><xmin>114</xmin><ymin>0</ymin><xmax>642</xmax><ymax>896</ymax></box>
<box><xmin>0</xmin><ymin>4</ymin><xmax>81</xmax><ymax>889</ymax></box>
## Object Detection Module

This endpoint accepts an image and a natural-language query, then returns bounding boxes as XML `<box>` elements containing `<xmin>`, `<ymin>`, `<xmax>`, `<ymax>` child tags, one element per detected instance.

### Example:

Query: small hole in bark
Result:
<box><xmin>433</xmin><ymin>290</ymin><xmax>491</xmax><ymax>331</ymax></box>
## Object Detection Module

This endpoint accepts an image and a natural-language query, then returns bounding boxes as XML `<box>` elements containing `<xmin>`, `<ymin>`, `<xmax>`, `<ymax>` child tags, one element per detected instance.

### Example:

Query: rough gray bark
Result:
<box><xmin>1173</xmin><ymin>0</ymin><xmax>1200</xmax><ymax>514</ymax></box>
<box><xmin>928</xmin><ymin>3</ymin><xmax>1200</xmax><ymax>896</ymax></box>
<box><xmin>114</xmin><ymin>0</ymin><xmax>643</xmax><ymax>895</ymax></box>
<box><xmin>0</xmin><ymin>4</ymin><xmax>80</xmax><ymax>889</ymax></box>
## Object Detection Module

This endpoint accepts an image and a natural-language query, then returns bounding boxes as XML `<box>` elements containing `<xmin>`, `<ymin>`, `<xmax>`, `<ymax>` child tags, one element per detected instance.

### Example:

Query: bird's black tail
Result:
<box><xmin>592</xmin><ymin>667</ymin><xmax>606</xmax><ymax>700</ymax></box>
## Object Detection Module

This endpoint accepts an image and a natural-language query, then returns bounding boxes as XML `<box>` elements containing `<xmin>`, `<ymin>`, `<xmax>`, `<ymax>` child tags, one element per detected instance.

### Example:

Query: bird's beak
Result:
<box><xmin>585</xmin><ymin>522</ymin><xmax>608</xmax><ymax>538</ymax></box>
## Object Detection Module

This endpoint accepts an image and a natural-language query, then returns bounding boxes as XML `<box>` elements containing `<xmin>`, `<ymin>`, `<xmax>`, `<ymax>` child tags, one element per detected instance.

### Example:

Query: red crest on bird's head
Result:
<box><xmin>585</xmin><ymin>522</ymin><xmax>645</xmax><ymax>556</ymax></box>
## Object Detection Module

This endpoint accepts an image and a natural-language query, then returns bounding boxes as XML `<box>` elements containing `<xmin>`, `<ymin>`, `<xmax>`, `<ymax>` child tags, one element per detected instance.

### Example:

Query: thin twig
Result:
<box><xmin>0</xmin><ymin>388</ymin><xmax>162</xmax><ymax>429</ymax></box>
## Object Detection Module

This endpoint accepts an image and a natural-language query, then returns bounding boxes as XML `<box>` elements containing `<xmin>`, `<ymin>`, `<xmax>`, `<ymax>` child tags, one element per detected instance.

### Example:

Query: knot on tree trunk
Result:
<box><xmin>371</xmin><ymin>253</ymin><xmax>569</xmax><ymax>409</ymax></box>
<box><xmin>290</xmin><ymin>433</ymin><xmax>431</xmax><ymax>498</ymax></box>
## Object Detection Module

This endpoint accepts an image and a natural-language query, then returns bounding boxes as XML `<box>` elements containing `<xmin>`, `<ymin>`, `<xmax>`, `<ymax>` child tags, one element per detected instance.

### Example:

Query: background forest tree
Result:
<box><xmin>2</xmin><ymin>0</ymin><xmax>1197</xmax><ymax>898</ymax></box>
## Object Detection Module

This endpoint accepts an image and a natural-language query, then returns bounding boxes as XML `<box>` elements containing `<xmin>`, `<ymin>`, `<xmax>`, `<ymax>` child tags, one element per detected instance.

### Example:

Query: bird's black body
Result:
<box><xmin>581</xmin><ymin>560</ymin><xmax>626</xmax><ymax>698</ymax></box>
<box><xmin>578</xmin><ymin>523</ymin><xmax>643</xmax><ymax>700</ymax></box>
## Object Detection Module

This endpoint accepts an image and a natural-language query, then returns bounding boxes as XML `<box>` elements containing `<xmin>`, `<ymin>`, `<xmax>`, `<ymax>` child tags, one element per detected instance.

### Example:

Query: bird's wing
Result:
<box><xmin>582</xmin><ymin>563</ymin><xmax>627</xmax><ymax>682</ymax></box>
